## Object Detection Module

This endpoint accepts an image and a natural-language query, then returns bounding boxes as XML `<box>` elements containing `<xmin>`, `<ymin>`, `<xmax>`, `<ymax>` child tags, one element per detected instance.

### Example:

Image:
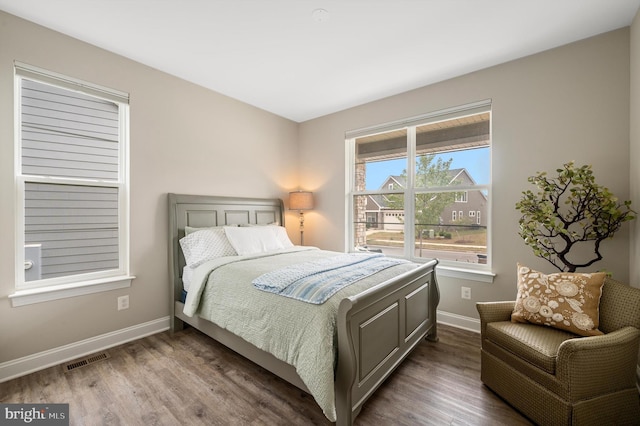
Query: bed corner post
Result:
<box><xmin>170</xmin><ymin>315</ymin><xmax>185</xmax><ymax>333</ymax></box>
<box><xmin>335</xmin><ymin>297</ymin><xmax>357</xmax><ymax>426</ymax></box>
<box><xmin>426</xmin><ymin>259</ymin><xmax>440</xmax><ymax>342</ymax></box>
<box><xmin>168</xmin><ymin>193</ymin><xmax>184</xmax><ymax>334</ymax></box>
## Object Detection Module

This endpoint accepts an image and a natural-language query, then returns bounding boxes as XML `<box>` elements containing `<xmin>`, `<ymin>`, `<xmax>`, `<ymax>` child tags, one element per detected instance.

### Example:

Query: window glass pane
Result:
<box><xmin>415</xmin><ymin>113</ymin><xmax>490</xmax><ymax>187</ymax></box>
<box><xmin>21</xmin><ymin>79</ymin><xmax>120</xmax><ymax>181</ymax></box>
<box><xmin>353</xmin><ymin>194</ymin><xmax>405</xmax><ymax>256</ymax></box>
<box><xmin>355</xmin><ymin>129</ymin><xmax>407</xmax><ymax>191</ymax></box>
<box><xmin>414</xmin><ymin>191</ymin><xmax>488</xmax><ymax>263</ymax></box>
<box><xmin>24</xmin><ymin>182</ymin><xmax>119</xmax><ymax>281</ymax></box>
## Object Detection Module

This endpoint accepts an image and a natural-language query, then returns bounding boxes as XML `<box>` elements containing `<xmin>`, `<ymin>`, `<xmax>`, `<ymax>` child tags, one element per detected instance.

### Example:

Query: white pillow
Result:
<box><xmin>179</xmin><ymin>228</ymin><xmax>237</xmax><ymax>267</ymax></box>
<box><xmin>224</xmin><ymin>226</ymin><xmax>292</xmax><ymax>256</ymax></box>
<box><xmin>272</xmin><ymin>225</ymin><xmax>294</xmax><ymax>248</ymax></box>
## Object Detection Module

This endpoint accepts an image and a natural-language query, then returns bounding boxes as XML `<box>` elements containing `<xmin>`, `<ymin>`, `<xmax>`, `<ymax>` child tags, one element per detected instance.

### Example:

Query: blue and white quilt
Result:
<box><xmin>253</xmin><ymin>253</ymin><xmax>409</xmax><ymax>304</ymax></box>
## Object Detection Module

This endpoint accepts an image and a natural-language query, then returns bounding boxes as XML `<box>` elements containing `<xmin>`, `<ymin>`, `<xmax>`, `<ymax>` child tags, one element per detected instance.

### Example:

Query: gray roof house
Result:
<box><xmin>364</xmin><ymin>168</ymin><xmax>488</xmax><ymax>231</ymax></box>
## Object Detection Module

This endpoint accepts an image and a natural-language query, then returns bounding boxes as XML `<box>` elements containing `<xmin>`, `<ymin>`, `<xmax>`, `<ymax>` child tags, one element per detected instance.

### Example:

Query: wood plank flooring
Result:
<box><xmin>1</xmin><ymin>324</ymin><xmax>532</xmax><ymax>425</ymax></box>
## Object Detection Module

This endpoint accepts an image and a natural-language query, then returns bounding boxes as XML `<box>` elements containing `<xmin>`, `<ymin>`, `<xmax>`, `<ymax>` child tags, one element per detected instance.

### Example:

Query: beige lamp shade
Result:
<box><xmin>289</xmin><ymin>191</ymin><xmax>314</xmax><ymax>210</ymax></box>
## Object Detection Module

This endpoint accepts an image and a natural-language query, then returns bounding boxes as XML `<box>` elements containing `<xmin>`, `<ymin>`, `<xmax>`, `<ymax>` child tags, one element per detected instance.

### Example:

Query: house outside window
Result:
<box><xmin>12</xmin><ymin>63</ymin><xmax>132</xmax><ymax>305</ymax></box>
<box><xmin>347</xmin><ymin>100</ymin><xmax>491</xmax><ymax>268</ymax></box>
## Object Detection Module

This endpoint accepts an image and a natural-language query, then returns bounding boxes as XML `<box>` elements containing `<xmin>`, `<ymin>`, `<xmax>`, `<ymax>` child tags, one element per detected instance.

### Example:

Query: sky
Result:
<box><xmin>365</xmin><ymin>148</ymin><xmax>490</xmax><ymax>190</ymax></box>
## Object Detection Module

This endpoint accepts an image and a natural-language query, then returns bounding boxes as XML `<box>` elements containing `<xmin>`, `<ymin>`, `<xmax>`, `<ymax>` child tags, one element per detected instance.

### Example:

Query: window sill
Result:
<box><xmin>9</xmin><ymin>276</ymin><xmax>135</xmax><ymax>307</ymax></box>
<box><xmin>435</xmin><ymin>265</ymin><xmax>495</xmax><ymax>283</ymax></box>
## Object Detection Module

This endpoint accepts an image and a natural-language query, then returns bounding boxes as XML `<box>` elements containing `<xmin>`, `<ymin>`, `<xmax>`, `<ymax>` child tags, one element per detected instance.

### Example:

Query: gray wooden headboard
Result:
<box><xmin>167</xmin><ymin>193</ymin><xmax>285</xmax><ymax>302</ymax></box>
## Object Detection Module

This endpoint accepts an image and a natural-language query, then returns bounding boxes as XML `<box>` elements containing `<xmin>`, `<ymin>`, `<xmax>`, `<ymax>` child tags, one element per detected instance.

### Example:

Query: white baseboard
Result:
<box><xmin>0</xmin><ymin>316</ymin><xmax>170</xmax><ymax>383</ymax></box>
<box><xmin>438</xmin><ymin>309</ymin><xmax>480</xmax><ymax>333</ymax></box>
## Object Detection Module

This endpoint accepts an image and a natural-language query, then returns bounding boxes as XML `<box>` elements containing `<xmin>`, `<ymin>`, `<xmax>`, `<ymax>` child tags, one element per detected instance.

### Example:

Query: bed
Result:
<box><xmin>168</xmin><ymin>193</ymin><xmax>440</xmax><ymax>425</ymax></box>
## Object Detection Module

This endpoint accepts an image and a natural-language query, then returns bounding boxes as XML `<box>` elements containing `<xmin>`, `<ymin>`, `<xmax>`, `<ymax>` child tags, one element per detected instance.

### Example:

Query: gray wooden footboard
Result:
<box><xmin>335</xmin><ymin>259</ymin><xmax>439</xmax><ymax>426</ymax></box>
<box><xmin>168</xmin><ymin>193</ymin><xmax>440</xmax><ymax>425</ymax></box>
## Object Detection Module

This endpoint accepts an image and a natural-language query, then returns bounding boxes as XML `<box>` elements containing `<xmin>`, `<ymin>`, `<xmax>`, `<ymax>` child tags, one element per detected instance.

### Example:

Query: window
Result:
<box><xmin>348</xmin><ymin>100</ymin><xmax>491</xmax><ymax>269</ymax></box>
<box><xmin>13</xmin><ymin>63</ymin><xmax>132</xmax><ymax>304</ymax></box>
<box><xmin>455</xmin><ymin>191</ymin><xmax>468</xmax><ymax>202</ymax></box>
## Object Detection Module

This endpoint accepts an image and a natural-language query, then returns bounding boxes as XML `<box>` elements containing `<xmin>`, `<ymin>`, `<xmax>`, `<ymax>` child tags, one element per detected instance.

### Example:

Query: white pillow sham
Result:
<box><xmin>179</xmin><ymin>228</ymin><xmax>237</xmax><ymax>267</ymax></box>
<box><xmin>224</xmin><ymin>225</ymin><xmax>293</xmax><ymax>256</ymax></box>
<box><xmin>272</xmin><ymin>225</ymin><xmax>294</xmax><ymax>249</ymax></box>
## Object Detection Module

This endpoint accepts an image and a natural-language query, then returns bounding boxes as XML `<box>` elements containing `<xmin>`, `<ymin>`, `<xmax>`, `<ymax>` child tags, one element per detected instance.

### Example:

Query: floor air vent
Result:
<box><xmin>64</xmin><ymin>352</ymin><xmax>110</xmax><ymax>373</ymax></box>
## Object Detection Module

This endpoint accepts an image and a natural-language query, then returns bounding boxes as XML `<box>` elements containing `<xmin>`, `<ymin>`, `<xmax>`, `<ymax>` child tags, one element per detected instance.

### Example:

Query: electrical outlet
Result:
<box><xmin>117</xmin><ymin>295</ymin><xmax>129</xmax><ymax>311</ymax></box>
<box><xmin>461</xmin><ymin>287</ymin><xmax>471</xmax><ymax>300</ymax></box>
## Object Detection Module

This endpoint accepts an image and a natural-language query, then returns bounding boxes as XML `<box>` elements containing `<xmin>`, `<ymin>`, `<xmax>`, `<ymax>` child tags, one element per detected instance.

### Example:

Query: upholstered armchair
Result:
<box><xmin>477</xmin><ymin>277</ymin><xmax>640</xmax><ymax>425</ymax></box>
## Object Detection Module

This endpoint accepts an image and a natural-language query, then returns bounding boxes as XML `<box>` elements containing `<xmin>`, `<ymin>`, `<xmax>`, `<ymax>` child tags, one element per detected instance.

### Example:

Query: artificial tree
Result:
<box><xmin>515</xmin><ymin>162</ymin><xmax>635</xmax><ymax>272</ymax></box>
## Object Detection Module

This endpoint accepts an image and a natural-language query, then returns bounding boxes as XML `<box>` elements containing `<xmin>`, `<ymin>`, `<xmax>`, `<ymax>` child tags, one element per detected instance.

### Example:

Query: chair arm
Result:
<box><xmin>556</xmin><ymin>326</ymin><xmax>640</xmax><ymax>401</ymax></box>
<box><xmin>476</xmin><ymin>301</ymin><xmax>515</xmax><ymax>336</ymax></box>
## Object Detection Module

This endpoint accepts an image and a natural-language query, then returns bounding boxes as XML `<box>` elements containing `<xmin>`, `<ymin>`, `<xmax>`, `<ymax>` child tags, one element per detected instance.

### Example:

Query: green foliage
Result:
<box><xmin>416</xmin><ymin>155</ymin><xmax>458</xmax><ymax>229</ymax></box>
<box><xmin>515</xmin><ymin>162</ymin><xmax>636</xmax><ymax>272</ymax></box>
<box><xmin>388</xmin><ymin>154</ymin><xmax>458</xmax><ymax>229</ymax></box>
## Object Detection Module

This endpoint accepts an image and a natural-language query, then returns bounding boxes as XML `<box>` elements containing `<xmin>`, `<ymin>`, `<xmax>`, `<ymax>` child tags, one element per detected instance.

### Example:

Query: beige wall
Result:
<box><xmin>299</xmin><ymin>28</ymin><xmax>632</xmax><ymax>319</ymax></box>
<box><xmin>631</xmin><ymin>8</ymin><xmax>640</xmax><ymax>288</ymax></box>
<box><xmin>0</xmin><ymin>11</ymin><xmax>299</xmax><ymax>363</ymax></box>
<box><xmin>0</xmin><ymin>8</ymin><xmax>636</xmax><ymax>369</ymax></box>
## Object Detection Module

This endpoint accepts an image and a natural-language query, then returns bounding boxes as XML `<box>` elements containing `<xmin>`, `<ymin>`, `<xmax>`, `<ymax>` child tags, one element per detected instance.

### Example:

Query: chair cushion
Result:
<box><xmin>511</xmin><ymin>264</ymin><xmax>606</xmax><ymax>336</ymax></box>
<box><xmin>486</xmin><ymin>321</ymin><xmax>578</xmax><ymax>374</ymax></box>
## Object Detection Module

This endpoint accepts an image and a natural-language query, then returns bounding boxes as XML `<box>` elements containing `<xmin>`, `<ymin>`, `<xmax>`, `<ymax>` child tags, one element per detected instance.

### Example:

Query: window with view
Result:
<box><xmin>14</xmin><ymin>63</ymin><xmax>131</xmax><ymax>297</ymax></box>
<box><xmin>347</xmin><ymin>101</ymin><xmax>491</xmax><ymax>268</ymax></box>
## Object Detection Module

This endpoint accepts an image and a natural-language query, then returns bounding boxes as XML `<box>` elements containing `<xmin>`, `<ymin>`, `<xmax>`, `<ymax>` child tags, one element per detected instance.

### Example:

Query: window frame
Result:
<box><xmin>10</xmin><ymin>62</ymin><xmax>133</xmax><ymax>306</ymax></box>
<box><xmin>346</xmin><ymin>100</ymin><xmax>493</xmax><ymax>281</ymax></box>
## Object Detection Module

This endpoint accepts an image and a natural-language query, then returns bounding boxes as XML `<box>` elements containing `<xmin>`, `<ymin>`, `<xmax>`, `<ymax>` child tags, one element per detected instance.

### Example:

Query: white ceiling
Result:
<box><xmin>1</xmin><ymin>0</ymin><xmax>639</xmax><ymax>122</ymax></box>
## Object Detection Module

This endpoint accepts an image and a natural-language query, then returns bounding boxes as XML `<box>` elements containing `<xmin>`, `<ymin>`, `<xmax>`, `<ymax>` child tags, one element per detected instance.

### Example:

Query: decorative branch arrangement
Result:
<box><xmin>515</xmin><ymin>162</ymin><xmax>636</xmax><ymax>272</ymax></box>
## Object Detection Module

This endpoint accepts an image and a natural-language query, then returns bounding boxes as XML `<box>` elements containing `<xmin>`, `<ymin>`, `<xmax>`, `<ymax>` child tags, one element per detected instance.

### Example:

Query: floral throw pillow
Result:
<box><xmin>511</xmin><ymin>263</ymin><xmax>606</xmax><ymax>336</ymax></box>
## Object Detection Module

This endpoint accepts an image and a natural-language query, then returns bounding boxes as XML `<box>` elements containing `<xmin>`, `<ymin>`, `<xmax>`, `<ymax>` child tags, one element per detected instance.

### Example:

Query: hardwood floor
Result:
<box><xmin>1</xmin><ymin>324</ymin><xmax>532</xmax><ymax>425</ymax></box>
